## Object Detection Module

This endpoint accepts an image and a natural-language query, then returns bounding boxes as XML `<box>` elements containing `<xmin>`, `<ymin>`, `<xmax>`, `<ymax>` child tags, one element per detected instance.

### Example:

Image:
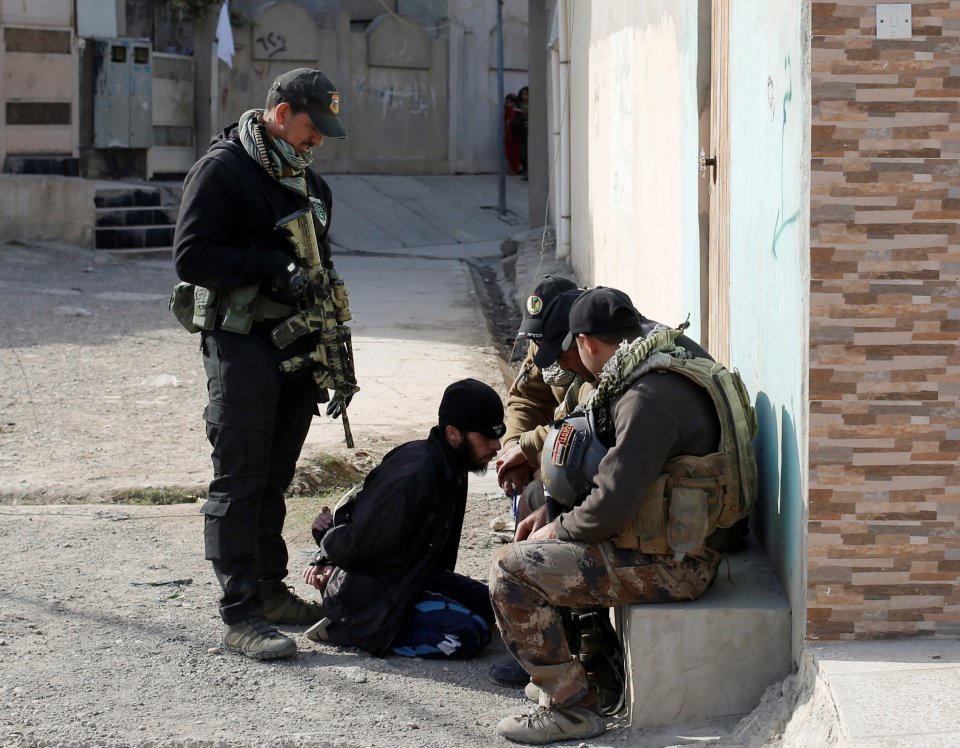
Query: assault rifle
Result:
<box><xmin>271</xmin><ymin>207</ymin><xmax>359</xmax><ymax>448</ymax></box>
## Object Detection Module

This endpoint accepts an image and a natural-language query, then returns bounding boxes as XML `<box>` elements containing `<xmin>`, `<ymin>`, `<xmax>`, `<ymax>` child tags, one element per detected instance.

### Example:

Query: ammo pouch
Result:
<box><xmin>168</xmin><ymin>281</ymin><xmax>294</xmax><ymax>335</ymax></box>
<box><xmin>169</xmin><ymin>282</ymin><xmax>218</xmax><ymax>334</ymax></box>
<box><xmin>613</xmin><ymin>460</ymin><xmax>723</xmax><ymax>558</ymax></box>
<box><xmin>607</xmin><ymin>353</ymin><xmax>758</xmax><ymax>558</ymax></box>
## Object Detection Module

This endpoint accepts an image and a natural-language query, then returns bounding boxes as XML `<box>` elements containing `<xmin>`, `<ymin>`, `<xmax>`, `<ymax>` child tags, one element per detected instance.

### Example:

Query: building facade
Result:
<box><xmin>529</xmin><ymin>0</ymin><xmax>960</xmax><ymax>664</ymax></box>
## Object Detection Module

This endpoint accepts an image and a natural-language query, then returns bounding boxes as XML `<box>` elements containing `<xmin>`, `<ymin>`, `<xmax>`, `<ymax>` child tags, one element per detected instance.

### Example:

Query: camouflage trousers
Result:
<box><xmin>489</xmin><ymin>539</ymin><xmax>721</xmax><ymax>706</ymax></box>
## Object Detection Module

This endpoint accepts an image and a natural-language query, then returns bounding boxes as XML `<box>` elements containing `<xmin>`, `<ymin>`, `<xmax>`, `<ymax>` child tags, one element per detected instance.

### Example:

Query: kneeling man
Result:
<box><xmin>304</xmin><ymin>378</ymin><xmax>505</xmax><ymax>659</ymax></box>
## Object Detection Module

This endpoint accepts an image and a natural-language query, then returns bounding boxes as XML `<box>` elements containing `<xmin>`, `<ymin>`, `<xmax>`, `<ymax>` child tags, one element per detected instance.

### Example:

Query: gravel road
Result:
<box><xmin>0</xmin><ymin>241</ymin><xmax>797</xmax><ymax>748</ymax></box>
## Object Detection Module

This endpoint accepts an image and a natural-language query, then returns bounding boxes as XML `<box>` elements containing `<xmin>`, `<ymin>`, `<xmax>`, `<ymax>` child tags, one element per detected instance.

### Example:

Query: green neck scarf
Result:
<box><xmin>238</xmin><ymin>108</ymin><xmax>313</xmax><ymax>197</ymax></box>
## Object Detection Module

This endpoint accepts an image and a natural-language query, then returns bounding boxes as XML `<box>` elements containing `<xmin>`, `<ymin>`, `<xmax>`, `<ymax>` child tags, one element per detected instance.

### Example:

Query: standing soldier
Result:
<box><xmin>173</xmin><ymin>69</ymin><xmax>348</xmax><ymax>660</ymax></box>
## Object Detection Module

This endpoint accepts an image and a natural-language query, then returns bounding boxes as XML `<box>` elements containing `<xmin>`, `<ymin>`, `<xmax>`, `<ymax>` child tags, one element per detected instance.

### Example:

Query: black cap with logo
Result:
<box><xmin>438</xmin><ymin>378</ymin><xmax>506</xmax><ymax>440</ymax></box>
<box><xmin>517</xmin><ymin>275</ymin><xmax>578</xmax><ymax>340</ymax></box>
<box><xmin>531</xmin><ymin>289</ymin><xmax>583</xmax><ymax>369</ymax></box>
<box><xmin>272</xmin><ymin>68</ymin><xmax>347</xmax><ymax>139</ymax></box>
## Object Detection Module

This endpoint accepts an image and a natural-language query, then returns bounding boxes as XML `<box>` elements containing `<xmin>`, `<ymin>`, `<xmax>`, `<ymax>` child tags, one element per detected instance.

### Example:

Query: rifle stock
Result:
<box><xmin>273</xmin><ymin>208</ymin><xmax>359</xmax><ymax>448</ymax></box>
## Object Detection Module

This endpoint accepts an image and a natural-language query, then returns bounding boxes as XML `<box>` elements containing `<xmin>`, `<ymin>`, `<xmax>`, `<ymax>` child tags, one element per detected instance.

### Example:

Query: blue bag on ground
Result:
<box><xmin>392</xmin><ymin>592</ymin><xmax>490</xmax><ymax>659</ymax></box>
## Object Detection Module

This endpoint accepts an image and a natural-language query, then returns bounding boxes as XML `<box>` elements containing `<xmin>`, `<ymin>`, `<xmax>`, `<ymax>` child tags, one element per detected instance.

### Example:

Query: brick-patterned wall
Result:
<box><xmin>809</xmin><ymin>1</ymin><xmax>960</xmax><ymax>639</ymax></box>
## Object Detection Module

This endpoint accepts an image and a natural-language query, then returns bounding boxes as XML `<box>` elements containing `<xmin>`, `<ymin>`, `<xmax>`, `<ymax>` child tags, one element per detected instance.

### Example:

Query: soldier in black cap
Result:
<box><xmin>491</xmin><ymin>288</ymin><xmax>758</xmax><ymax>744</ymax></box>
<box><xmin>489</xmin><ymin>277</ymin><xmax>595</xmax><ymax>688</ymax></box>
<box><xmin>498</xmin><ymin>277</ymin><xmax>594</xmax><ymax>501</ymax></box>
<box><xmin>299</xmin><ymin>379</ymin><xmax>504</xmax><ymax>659</ymax></box>
<box><xmin>173</xmin><ymin>69</ymin><xmax>349</xmax><ymax>660</ymax></box>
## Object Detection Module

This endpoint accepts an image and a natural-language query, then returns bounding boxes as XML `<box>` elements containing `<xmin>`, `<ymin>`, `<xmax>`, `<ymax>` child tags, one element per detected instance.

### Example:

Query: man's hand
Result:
<box><xmin>302</xmin><ymin>563</ymin><xmax>335</xmax><ymax>592</ymax></box>
<box><xmin>514</xmin><ymin>504</ymin><xmax>550</xmax><ymax>542</ymax></box>
<box><xmin>311</xmin><ymin>506</ymin><xmax>333</xmax><ymax>545</ymax></box>
<box><xmin>325</xmin><ymin>392</ymin><xmax>353</xmax><ymax>419</ymax></box>
<box><xmin>497</xmin><ymin>444</ymin><xmax>534</xmax><ymax>495</ymax></box>
<box><xmin>529</xmin><ymin>521</ymin><xmax>559</xmax><ymax>542</ymax></box>
<box><xmin>312</xmin><ymin>506</ymin><xmax>333</xmax><ymax>533</ymax></box>
<box><xmin>275</xmin><ymin>262</ymin><xmax>310</xmax><ymax>300</ymax></box>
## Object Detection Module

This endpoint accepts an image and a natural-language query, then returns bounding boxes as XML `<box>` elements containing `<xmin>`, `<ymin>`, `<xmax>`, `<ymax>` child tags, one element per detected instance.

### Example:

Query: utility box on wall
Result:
<box><xmin>80</xmin><ymin>37</ymin><xmax>152</xmax><ymax>148</ymax></box>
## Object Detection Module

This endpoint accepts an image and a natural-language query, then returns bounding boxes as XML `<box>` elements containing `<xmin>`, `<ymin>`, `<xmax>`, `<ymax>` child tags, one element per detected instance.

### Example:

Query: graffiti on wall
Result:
<box><xmin>610</xmin><ymin>32</ymin><xmax>634</xmax><ymax>208</ymax></box>
<box><xmin>359</xmin><ymin>80</ymin><xmax>431</xmax><ymax>117</ymax></box>
<box><xmin>771</xmin><ymin>54</ymin><xmax>799</xmax><ymax>259</ymax></box>
<box><xmin>255</xmin><ymin>32</ymin><xmax>288</xmax><ymax>59</ymax></box>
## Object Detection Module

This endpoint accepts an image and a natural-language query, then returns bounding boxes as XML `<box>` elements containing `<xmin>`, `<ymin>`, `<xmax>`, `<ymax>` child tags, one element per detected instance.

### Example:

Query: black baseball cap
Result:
<box><xmin>517</xmin><ymin>275</ymin><xmax>578</xmax><ymax>340</ymax></box>
<box><xmin>532</xmin><ymin>289</ymin><xmax>582</xmax><ymax>369</ymax></box>
<box><xmin>438</xmin><ymin>378</ymin><xmax>506</xmax><ymax>439</ymax></box>
<box><xmin>561</xmin><ymin>287</ymin><xmax>641</xmax><ymax>352</ymax></box>
<box><xmin>272</xmin><ymin>68</ymin><xmax>348</xmax><ymax>139</ymax></box>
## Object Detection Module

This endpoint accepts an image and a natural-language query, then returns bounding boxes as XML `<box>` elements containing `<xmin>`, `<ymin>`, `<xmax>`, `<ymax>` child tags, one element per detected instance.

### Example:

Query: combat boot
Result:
<box><xmin>498</xmin><ymin>698</ymin><xmax>606</xmax><ymax>745</ymax></box>
<box><xmin>223</xmin><ymin>618</ymin><xmax>296</xmax><ymax>660</ymax></box>
<box><xmin>261</xmin><ymin>583</ymin><xmax>324</xmax><ymax>625</ymax></box>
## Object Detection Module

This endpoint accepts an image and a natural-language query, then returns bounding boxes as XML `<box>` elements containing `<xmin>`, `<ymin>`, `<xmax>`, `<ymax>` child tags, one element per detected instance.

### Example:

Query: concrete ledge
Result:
<box><xmin>0</xmin><ymin>175</ymin><xmax>95</xmax><ymax>247</ymax></box>
<box><xmin>617</xmin><ymin>540</ymin><xmax>791</xmax><ymax>729</ymax></box>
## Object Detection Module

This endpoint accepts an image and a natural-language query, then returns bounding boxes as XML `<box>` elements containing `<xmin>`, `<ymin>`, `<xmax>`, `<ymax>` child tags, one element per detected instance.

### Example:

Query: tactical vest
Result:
<box><xmin>591</xmin><ymin>328</ymin><xmax>758</xmax><ymax>557</ymax></box>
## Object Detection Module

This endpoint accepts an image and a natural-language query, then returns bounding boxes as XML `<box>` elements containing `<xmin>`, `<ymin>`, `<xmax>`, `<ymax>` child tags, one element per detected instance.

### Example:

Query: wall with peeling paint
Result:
<box><xmin>567</xmin><ymin>2</ymin><xmax>702</xmax><ymax>343</ymax></box>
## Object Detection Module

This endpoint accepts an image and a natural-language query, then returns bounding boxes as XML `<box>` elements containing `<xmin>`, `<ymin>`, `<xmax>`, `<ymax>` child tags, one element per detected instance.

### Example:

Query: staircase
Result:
<box><xmin>94</xmin><ymin>182</ymin><xmax>181</xmax><ymax>254</ymax></box>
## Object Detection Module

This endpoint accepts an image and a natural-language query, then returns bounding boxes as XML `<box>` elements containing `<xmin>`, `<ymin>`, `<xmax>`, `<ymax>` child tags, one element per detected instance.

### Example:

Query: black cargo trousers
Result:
<box><xmin>199</xmin><ymin>326</ymin><xmax>317</xmax><ymax>625</ymax></box>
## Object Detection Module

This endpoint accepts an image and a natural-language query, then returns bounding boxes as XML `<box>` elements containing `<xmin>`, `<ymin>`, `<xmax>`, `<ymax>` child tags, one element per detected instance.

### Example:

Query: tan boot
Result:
<box><xmin>223</xmin><ymin>618</ymin><xmax>296</xmax><ymax>660</ymax></box>
<box><xmin>498</xmin><ymin>703</ymin><xmax>605</xmax><ymax>745</ymax></box>
<box><xmin>261</xmin><ymin>584</ymin><xmax>324</xmax><ymax>625</ymax></box>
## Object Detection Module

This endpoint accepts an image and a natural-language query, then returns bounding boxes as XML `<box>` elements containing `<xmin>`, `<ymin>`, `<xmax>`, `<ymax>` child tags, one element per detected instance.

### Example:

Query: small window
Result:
<box><xmin>111</xmin><ymin>45</ymin><xmax>126</xmax><ymax>63</ymax></box>
<box><xmin>133</xmin><ymin>47</ymin><xmax>149</xmax><ymax>65</ymax></box>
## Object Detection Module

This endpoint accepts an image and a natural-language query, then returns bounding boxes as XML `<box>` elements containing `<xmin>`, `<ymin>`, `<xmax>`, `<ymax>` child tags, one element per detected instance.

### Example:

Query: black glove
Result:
<box><xmin>325</xmin><ymin>392</ymin><xmax>353</xmax><ymax>419</ymax></box>
<box><xmin>275</xmin><ymin>263</ymin><xmax>309</xmax><ymax>301</ymax></box>
<box><xmin>257</xmin><ymin>250</ymin><xmax>309</xmax><ymax>301</ymax></box>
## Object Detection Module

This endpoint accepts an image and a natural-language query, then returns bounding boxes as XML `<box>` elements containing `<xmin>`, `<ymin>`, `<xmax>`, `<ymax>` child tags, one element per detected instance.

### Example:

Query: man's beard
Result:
<box><xmin>454</xmin><ymin>439</ymin><xmax>490</xmax><ymax>476</ymax></box>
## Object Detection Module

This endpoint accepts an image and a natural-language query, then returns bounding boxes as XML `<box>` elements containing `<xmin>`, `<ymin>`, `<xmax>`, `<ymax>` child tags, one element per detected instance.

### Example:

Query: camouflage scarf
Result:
<box><xmin>587</xmin><ymin>325</ymin><xmax>692</xmax><ymax>419</ymax></box>
<box><xmin>542</xmin><ymin>362</ymin><xmax>576</xmax><ymax>388</ymax></box>
<box><xmin>238</xmin><ymin>108</ymin><xmax>313</xmax><ymax>197</ymax></box>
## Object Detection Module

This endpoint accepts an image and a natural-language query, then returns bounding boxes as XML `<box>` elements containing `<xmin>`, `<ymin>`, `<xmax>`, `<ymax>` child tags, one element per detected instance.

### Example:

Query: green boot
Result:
<box><xmin>223</xmin><ymin>618</ymin><xmax>296</xmax><ymax>660</ymax></box>
<box><xmin>261</xmin><ymin>584</ymin><xmax>324</xmax><ymax>625</ymax></box>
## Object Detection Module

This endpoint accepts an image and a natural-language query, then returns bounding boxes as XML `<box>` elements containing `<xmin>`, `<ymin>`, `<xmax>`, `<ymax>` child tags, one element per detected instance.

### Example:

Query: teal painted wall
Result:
<box><xmin>565</xmin><ymin>0</ymin><xmax>809</xmax><ymax>661</ymax></box>
<box><xmin>727</xmin><ymin>1</ymin><xmax>810</xmax><ymax>660</ymax></box>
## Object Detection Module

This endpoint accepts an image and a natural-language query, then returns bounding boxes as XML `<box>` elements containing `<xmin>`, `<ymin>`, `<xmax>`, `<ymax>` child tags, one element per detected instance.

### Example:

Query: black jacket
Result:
<box><xmin>318</xmin><ymin>427</ymin><xmax>468</xmax><ymax>655</ymax></box>
<box><xmin>173</xmin><ymin>124</ymin><xmax>334</xmax><ymax>293</ymax></box>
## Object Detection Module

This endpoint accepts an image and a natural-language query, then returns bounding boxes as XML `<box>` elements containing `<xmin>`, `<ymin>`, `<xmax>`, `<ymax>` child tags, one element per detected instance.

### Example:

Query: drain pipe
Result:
<box><xmin>556</xmin><ymin>0</ymin><xmax>571</xmax><ymax>260</ymax></box>
<box><xmin>549</xmin><ymin>35</ymin><xmax>561</xmax><ymax>248</ymax></box>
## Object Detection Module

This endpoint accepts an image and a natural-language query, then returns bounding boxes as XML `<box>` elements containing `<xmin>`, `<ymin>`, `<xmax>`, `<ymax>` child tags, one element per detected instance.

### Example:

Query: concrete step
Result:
<box><xmin>4</xmin><ymin>155</ymin><xmax>80</xmax><ymax>176</ymax></box>
<box><xmin>94</xmin><ymin>187</ymin><xmax>163</xmax><ymax>209</ymax></box>
<box><xmin>93</xmin><ymin>181</ymin><xmax>181</xmax><ymax>253</ymax></box>
<box><xmin>94</xmin><ymin>225</ymin><xmax>174</xmax><ymax>250</ymax></box>
<box><xmin>95</xmin><ymin>206</ymin><xmax>179</xmax><ymax>227</ymax></box>
<box><xmin>616</xmin><ymin>538</ymin><xmax>792</xmax><ymax>730</ymax></box>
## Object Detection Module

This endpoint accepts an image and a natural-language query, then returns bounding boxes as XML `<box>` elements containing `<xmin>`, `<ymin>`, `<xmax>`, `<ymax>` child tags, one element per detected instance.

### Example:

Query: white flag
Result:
<box><xmin>216</xmin><ymin>1</ymin><xmax>235</xmax><ymax>67</ymax></box>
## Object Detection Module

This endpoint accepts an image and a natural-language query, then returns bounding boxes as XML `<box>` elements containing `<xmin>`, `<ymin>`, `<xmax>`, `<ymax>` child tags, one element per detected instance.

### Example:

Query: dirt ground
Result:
<box><xmin>0</xmin><ymin>242</ymin><xmax>805</xmax><ymax>747</ymax></box>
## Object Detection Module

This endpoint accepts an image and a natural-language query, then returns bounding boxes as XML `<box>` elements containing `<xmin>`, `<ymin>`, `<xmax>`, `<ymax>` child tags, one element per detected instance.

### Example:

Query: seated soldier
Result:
<box><xmin>491</xmin><ymin>277</ymin><xmax>594</xmax><ymax>687</ymax></box>
<box><xmin>491</xmin><ymin>279</ymin><xmax>711</xmax><ymax>689</ymax></box>
<box><xmin>491</xmin><ymin>288</ymin><xmax>758</xmax><ymax>744</ymax></box>
<box><xmin>498</xmin><ymin>276</ymin><xmax>594</xmax><ymax>506</ymax></box>
<box><xmin>302</xmin><ymin>378</ymin><xmax>505</xmax><ymax>660</ymax></box>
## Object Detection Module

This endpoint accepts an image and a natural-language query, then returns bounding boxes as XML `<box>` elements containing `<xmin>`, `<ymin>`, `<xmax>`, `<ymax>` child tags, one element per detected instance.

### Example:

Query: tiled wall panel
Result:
<box><xmin>810</xmin><ymin>1</ymin><xmax>960</xmax><ymax>639</ymax></box>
